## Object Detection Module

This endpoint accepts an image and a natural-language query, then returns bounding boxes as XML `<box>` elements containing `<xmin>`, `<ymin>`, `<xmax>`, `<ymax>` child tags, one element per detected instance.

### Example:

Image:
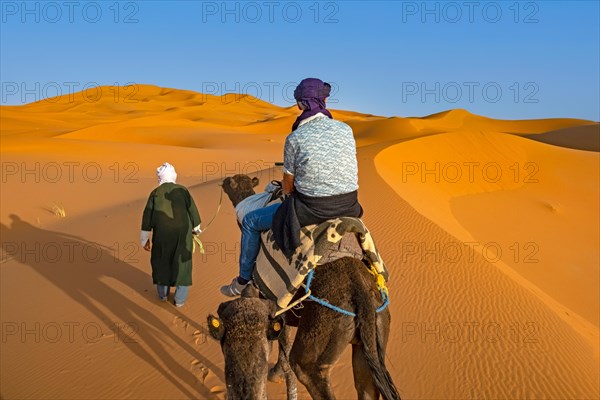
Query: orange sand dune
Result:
<box><xmin>1</xmin><ymin>85</ymin><xmax>598</xmax><ymax>399</ymax></box>
<box><xmin>375</xmin><ymin>129</ymin><xmax>600</xmax><ymax>324</ymax></box>
<box><xmin>413</xmin><ymin>108</ymin><xmax>596</xmax><ymax>135</ymax></box>
<box><xmin>523</xmin><ymin>123</ymin><xmax>600</xmax><ymax>152</ymax></box>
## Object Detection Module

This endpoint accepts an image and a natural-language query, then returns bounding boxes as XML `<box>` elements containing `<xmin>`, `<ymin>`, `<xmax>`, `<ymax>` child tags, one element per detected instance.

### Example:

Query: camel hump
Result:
<box><xmin>318</xmin><ymin>232</ymin><xmax>364</xmax><ymax>264</ymax></box>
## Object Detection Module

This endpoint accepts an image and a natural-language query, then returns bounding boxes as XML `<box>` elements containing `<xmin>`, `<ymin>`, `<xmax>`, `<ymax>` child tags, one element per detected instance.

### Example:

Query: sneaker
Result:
<box><xmin>159</xmin><ymin>296</ymin><xmax>168</xmax><ymax>302</ymax></box>
<box><xmin>220</xmin><ymin>278</ymin><xmax>249</xmax><ymax>297</ymax></box>
<box><xmin>174</xmin><ymin>302</ymin><xmax>184</xmax><ymax>308</ymax></box>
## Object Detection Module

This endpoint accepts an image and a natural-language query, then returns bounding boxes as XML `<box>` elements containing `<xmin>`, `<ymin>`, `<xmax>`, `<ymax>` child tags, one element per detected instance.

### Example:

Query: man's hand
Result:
<box><xmin>143</xmin><ymin>240</ymin><xmax>151</xmax><ymax>252</ymax></box>
<box><xmin>282</xmin><ymin>172</ymin><xmax>295</xmax><ymax>194</ymax></box>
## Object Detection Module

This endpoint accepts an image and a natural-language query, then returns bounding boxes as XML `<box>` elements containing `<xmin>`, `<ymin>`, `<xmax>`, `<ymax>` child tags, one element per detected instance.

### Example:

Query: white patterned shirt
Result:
<box><xmin>283</xmin><ymin>114</ymin><xmax>359</xmax><ymax>197</ymax></box>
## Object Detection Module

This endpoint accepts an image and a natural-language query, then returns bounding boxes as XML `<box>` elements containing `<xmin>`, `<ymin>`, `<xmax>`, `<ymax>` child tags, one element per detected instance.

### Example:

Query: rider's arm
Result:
<box><xmin>282</xmin><ymin>172</ymin><xmax>295</xmax><ymax>194</ymax></box>
<box><xmin>282</xmin><ymin>134</ymin><xmax>296</xmax><ymax>195</ymax></box>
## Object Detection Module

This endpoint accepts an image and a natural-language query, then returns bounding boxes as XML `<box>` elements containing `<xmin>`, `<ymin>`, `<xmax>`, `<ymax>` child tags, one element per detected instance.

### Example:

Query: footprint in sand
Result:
<box><xmin>172</xmin><ymin>316</ymin><xmax>190</xmax><ymax>332</ymax></box>
<box><xmin>192</xmin><ymin>329</ymin><xmax>207</xmax><ymax>345</ymax></box>
<box><xmin>210</xmin><ymin>385</ymin><xmax>226</xmax><ymax>394</ymax></box>
<box><xmin>190</xmin><ymin>359</ymin><xmax>209</xmax><ymax>383</ymax></box>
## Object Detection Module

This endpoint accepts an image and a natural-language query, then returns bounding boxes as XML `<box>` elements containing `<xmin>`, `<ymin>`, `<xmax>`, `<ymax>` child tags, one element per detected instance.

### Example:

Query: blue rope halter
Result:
<box><xmin>304</xmin><ymin>269</ymin><xmax>390</xmax><ymax>317</ymax></box>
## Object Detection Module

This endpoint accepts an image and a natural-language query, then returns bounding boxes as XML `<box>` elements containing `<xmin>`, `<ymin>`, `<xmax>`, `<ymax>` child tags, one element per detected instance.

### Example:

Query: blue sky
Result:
<box><xmin>1</xmin><ymin>0</ymin><xmax>599</xmax><ymax>120</ymax></box>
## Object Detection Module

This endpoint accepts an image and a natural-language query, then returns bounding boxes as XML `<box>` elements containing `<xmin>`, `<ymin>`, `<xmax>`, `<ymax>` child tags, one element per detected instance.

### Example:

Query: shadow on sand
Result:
<box><xmin>1</xmin><ymin>214</ymin><xmax>223</xmax><ymax>398</ymax></box>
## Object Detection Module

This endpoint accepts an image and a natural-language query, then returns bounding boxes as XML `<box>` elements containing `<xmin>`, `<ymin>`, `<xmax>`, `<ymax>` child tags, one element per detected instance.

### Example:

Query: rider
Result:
<box><xmin>220</xmin><ymin>78</ymin><xmax>362</xmax><ymax>297</ymax></box>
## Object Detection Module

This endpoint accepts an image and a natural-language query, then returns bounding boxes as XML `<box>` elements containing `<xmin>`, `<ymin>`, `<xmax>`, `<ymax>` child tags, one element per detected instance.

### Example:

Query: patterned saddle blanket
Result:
<box><xmin>253</xmin><ymin>217</ymin><xmax>389</xmax><ymax>309</ymax></box>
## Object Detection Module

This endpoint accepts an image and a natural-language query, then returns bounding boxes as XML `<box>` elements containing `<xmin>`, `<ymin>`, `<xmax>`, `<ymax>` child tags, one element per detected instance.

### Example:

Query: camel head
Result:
<box><xmin>208</xmin><ymin>285</ymin><xmax>285</xmax><ymax>399</ymax></box>
<box><xmin>221</xmin><ymin>174</ymin><xmax>260</xmax><ymax>207</ymax></box>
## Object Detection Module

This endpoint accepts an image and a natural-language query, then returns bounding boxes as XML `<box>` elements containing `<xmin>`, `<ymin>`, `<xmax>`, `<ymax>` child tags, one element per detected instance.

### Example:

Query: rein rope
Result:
<box><xmin>295</xmin><ymin>263</ymin><xmax>390</xmax><ymax>318</ymax></box>
<box><xmin>200</xmin><ymin>186</ymin><xmax>224</xmax><ymax>232</ymax></box>
<box><xmin>192</xmin><ymin>186</ymin><xmax>224</xmax><ymax>255</ymax></box>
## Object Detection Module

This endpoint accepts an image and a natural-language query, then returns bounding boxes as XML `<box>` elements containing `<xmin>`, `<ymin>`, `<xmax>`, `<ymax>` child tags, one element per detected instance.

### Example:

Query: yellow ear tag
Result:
<box><xmin>273</xmin><ymin>322</ymin><xmax>281</xmax><ymax>332</ymax></box>
<box><xmin>211</xmin><ymin>318</ymin><xmax>220</xmax><ymax>328</ymax></box>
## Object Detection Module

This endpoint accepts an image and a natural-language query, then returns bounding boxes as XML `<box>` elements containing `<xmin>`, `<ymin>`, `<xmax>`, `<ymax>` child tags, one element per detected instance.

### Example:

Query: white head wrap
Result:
<box><xmin>157</xmin><ymin>162</ymin><xmax>177</xmax><ymax>185</ymax></box>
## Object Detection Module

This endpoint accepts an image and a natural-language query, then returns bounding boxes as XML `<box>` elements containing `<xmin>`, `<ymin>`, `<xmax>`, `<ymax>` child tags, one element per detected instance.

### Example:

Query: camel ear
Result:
<box><xmin>228</xmin><ymin>177</ymin><xmax>237</xmax><ymax>190</ymax></box>
<box><xmin>267</xmin><ymin>315</ymin><xmax>285</xmax><ymax>341</ymax></box>
<box><xmin>207</xmin><ymin>314</ymin><xmax>224</xmax><ymax>341</ymax></box>
<box><xmin>251</xmin><ymin>177</ymin><xmax>259</xmax><ymax>187</ymax></box>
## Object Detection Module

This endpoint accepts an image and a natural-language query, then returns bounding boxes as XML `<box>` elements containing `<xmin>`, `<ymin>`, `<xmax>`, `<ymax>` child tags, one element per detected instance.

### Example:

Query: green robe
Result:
<box><xmin>141</xmin><ymin>183</ymin><xmax>201</xmax><ymax>286</ymax></box>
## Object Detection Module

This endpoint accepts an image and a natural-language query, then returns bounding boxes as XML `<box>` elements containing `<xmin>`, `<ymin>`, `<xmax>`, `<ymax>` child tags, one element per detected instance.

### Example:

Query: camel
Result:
<box><xmin>208</xmin><ymin>174</ymin><xmax>400</xmax><ymax>400</ymax></box>
<box><xmin>207</xmin><ymin>284</ymin><xmax>293</xmax><ymax>399</ymax></box>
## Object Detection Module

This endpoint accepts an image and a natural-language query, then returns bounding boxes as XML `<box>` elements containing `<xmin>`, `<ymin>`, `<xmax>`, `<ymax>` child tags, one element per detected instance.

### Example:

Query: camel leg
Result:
<box><xmin>290</xmin><ymin>310</ymin><xmax>354</xmax><ymax>400</ymax></box>
<box><xmin>282</xmin><ymin>336</ymin><xmax>299</xmax><ymax>400</ymax></box>
<box><xmin>269</xmin><ymin>326</ymin><xmax>292</xmax><ymax>383</ymax></box>
<box><xmin>269</xmin><ymin>326</ymin><xmax>299</xmax><ymax>400</ymax></box>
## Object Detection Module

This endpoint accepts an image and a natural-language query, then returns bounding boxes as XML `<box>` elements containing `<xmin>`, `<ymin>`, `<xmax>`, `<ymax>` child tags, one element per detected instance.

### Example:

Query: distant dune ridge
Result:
<box><xmin>1</xmin><ymin>85</ymin><xmax>598</xmax><ymax>399</ymax></box>
<box><xmin>523</xmin><ymin>123</ymin><xmax>600</xmax><ymax>152</ymax></box>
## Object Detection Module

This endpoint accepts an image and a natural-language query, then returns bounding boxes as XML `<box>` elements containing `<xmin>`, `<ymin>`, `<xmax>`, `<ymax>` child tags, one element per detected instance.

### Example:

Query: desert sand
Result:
<box><xmin>1</xmin><ymin>85</ymin><xmax>598</xmax><ymax>399</ymax></box>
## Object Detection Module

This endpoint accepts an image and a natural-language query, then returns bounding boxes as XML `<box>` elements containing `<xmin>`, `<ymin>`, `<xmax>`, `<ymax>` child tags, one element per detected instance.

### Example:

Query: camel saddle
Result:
<box><xmin>253</xmin><ymin>217</ymin><xmax>389</xmax><ymax>309</ymax></box>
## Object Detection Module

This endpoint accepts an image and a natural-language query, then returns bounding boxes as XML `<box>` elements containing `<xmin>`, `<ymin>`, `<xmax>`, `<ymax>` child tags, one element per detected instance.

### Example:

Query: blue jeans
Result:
<box><xmin>156</xmin><ymin>285</ymin><xmax>189</xmax><ymax>305</ymax></box>
<box><xmin>239</xmin><ymin>202</ymin><xmax>281</xmax><ymax>281</ymax></box>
